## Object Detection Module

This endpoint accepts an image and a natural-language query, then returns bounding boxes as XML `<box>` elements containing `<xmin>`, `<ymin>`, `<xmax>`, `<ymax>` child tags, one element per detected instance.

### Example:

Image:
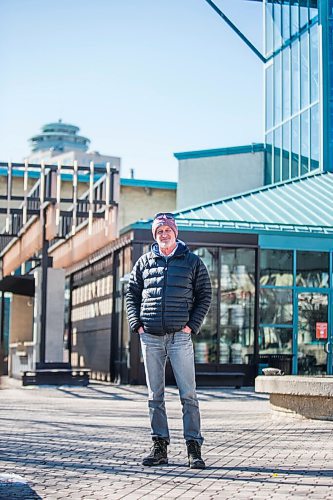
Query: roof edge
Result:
<box><xmin>174</xmin><ymin>143</ymin><xmax>265</xmax><ymax>160</ymax></box>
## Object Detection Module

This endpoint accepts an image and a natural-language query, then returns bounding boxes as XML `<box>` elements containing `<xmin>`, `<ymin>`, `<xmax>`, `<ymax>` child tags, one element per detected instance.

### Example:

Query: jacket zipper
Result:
<box><xmin>162</xmin><ymin>258</ymin><xmax>168</xmax><ymax>331</ymax></box>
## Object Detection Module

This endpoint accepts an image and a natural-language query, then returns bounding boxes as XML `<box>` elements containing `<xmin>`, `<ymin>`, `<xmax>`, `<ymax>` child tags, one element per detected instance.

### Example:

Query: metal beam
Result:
<box><xmin>203</xmin><ymin>0</ymin><xmax>267</xmax><ymax>63</ymax></box>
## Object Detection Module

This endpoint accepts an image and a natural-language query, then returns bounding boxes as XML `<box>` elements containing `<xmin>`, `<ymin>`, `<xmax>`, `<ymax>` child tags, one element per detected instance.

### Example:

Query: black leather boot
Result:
<box><xmin>142</xmin><ymin>438</ymin><xmax>168</xmax><ymax>466</ymax></box>
<box><xmin>186</xmin><ymin>440</ymin><xmax>205</xmax><ymax>469</ymax></box>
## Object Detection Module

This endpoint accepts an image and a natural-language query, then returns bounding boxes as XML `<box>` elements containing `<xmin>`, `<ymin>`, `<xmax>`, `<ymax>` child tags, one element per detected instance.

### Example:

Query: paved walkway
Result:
<box><xmin>0</xmin><ymin>378</ymin><xmax>332</xmax><ymax>499</ymax></box>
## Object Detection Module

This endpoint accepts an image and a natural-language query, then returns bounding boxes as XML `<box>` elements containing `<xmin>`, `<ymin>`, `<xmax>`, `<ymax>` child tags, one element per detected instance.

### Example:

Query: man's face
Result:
<box><xmin>155</xmin><ymin>225</ymin><xmax>176</xmax><ymax>250</ymax></box>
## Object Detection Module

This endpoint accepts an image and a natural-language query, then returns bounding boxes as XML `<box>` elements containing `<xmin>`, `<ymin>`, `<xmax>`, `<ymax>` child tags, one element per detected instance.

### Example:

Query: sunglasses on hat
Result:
<box><xmin>154</xmin><ymin>212</ymin><xmax>175</xmax><ymax>220</ymax></box>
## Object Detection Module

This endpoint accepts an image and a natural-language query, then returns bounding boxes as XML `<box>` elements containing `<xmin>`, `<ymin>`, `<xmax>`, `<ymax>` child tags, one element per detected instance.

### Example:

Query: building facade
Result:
<box><xmin>67</xmin><ymin>173</ymin><xmax>333</xmax><ymax>386</ymax></box>
<box><xmin>175</xmin><ymin>144</ymin><xmax>265</xmax><ymax>210</ymax></box>
<box><xmin>264</xmin><ymin>0</ymin><xmax>325</xmax><ymax>184</ymax></box>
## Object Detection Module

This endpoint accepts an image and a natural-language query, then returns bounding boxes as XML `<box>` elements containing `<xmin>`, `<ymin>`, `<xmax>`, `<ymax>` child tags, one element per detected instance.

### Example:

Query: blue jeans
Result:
<box><xmin>140</xmin><ymin>331</ymin><xmax>203</xmax><ymax>445</ymax></box>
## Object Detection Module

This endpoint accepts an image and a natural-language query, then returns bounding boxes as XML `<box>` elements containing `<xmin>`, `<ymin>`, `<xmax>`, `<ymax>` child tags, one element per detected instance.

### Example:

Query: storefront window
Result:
<box><xmin>298</xmin><ymin>292</ymin><xmax>328</xmax><ymax>374</ymax></box>
<box><xmin>260</xmin><ymin>288</ymin><xmax>293</xmax><ymax>324</ymax></box>
<box><xmin>259</xmin><ymin>327</ymin><xmax>293</xmax><ymax>354</ymax></box>
<box><xmin>192</xmin><ymin>247</ymin><xmax>218</xmax><ymax>363</ymax></box>
<box><xmin>296</xmin><ymin>251</ymin><xmax>329</xmax><ymax>288</ymax></box>
<box><xmin>260</xmin><ymin>249</ymin><xmax>293</xmax><ymax>286</ymax></box>
<box><xmin>220</xmin><ymin>248</ymin><xmax>255</xmax><ymax>365</ymax></box>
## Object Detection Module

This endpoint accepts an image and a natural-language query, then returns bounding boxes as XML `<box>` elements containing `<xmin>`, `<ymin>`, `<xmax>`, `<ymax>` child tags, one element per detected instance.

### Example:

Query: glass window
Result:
<box><xmin>274</xmin><ymin>127</ymin><xmax>282</xmax><ymax>183</ymax></box>
<box><xmin>274</xmin><ymin>52</ymin><xmax>282</xmax><ymax>126</ymax></box>
<box><xmin>290</xmin><ymin>0</ymin><xmax>299</xmax><ymax>37</ymax></box>
<box><xmin>192</xmin><ymin>247</ymin><xmax>218</xmax><ymax>363</ymax></box>
<box><xmin>300</xmin><ymin>110</ymin><xmax>309</xmax><ymax>174</ymax></box>
<box><xmin>296</xmin><ymin>251</ymin><xmax>329</xmax><ymax>287</ymax></box>
<box><xmin>291</xmin><ymin>116</ymin><xmax>299</xmax><ymax>178</ymax></box>
<box><xmin>220</xmin><ymin>248</ymin><xmax>256</xmax><ymax>365</ymax></box>
<box><xmin>282</xmin><ymin>122</ymin><xmax>290</xmax><ymax>180</ymax></box>
<box><xmin>310</xmin><ymin>24</ymin><xmax>319</xmax><ymax>103</ymax></box>
<box><xmin>299</xmin><ymin>1</ymin><xmax>309</xmax><ymax>28</ymax></box>
<box><xmin>266</xmin><ymin>63</ymin><xmax>273</xmax><ymax>131</ymax></box>
<box><xmin>300</xmin><ymin>32</ymin><xmax>309</xmax><ymax>109</ymax></box>
<box><xmin>298</xmin><ymin>292</ymin><xmax>328</xmax><ymax>375</ymax></box>
<box><xmin>260</xmin><ymin>249</ymin><xmax>293</xmax><ymax>286</ymax></box>
<box><xmin>309</xmin><ymin>1</ymin><xmax>318</xmax><ymax>21</ymax></box>
<box><xmin>259</xmin><ymin>327</ymin><xmax>293</xmax><ymax>353</ymax></box>
<box><xmin>265</xmin><ymin>133</ymin><xmax>273</xmax><ymax>185</ymax></box>
<box><xmin>291</xmin><ymin>41</ymin><xmax>300</xmax><ymax>114</ymax></box>
<box><xmin>260</xmin><ymin>289</ymin><xmax>293</xmax><ymax>324</ymax></box>
<box><xmin>310</xmin><ymin>104</ymin><xmax>319</xmax><ymax>169</ymax></box>
<box><xmin>265</xmin><ymin>1</ymin><xmax>274</xmax><ymax>56</ymax></box>
<box><xmin>273</xmin><ymin>1</ymin><xmax>282</xmax><ymax>51</ymax></box>
<box><xmin>282</xmin><ymin>2</ymin><xmax>290</xmax><ymax>42</ymax></box>
<box><xmin>282</xmin><ymin>47</ymin><xmax>291</xmax><ymax>120</ymax></box>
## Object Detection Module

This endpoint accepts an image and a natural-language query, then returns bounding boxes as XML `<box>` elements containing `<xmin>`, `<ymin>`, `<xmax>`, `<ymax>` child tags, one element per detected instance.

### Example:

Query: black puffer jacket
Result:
<box><xmin>126</xmin><ymin>240</ymin><xmax>212</xmax><ymax>335</ymax></box>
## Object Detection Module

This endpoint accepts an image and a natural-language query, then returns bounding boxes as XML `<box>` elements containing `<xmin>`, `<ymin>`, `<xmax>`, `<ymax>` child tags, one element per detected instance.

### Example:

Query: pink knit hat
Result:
<box><xmin>152</xmin><ymin>213</ymin><xmax>178</xmax><ymax>239</ymax></box>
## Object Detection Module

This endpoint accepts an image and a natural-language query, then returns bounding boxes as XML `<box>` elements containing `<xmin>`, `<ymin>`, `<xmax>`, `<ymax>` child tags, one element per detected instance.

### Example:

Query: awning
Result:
<box><xmin>0</xmin><ymin>275</ymin><xmax>35</xmax><ymax>296</ymax></box>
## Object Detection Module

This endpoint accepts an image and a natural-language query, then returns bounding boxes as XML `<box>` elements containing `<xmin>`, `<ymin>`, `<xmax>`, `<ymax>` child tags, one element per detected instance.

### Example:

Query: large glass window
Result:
<box><xmin>282</xmin><ymin>122</ymin><xmax>290</xmax><ymax>180</ymax></box>
<box><xmin>298</xmin><ymin>292</ymin><xmax>328</xmax><ymax>375</ymax></box>
<box><xmin>309</xmin><ymin>1</ymin><xmax>318</xmax><ymax>21</ymax></box>
<box><xmin>259</xmin><ymin>326</ymin><xmax>293</xmax><ymax>354</ymax></box>
<box><xmin>274</xmin><ymin>52</ymin><xmax>282</xmax><ymax>126</ymax></box>
<box><xmin>310</xmin><ymin>24</ymin><xmax>319</xmax><ymax>103</ymax></box>
<box><xmin>300</xmin><ymin>32</ymin><xmax>309</xmax><ymax>109</ymax></box>
<box><xmin>310</xmin><ymin>104</ymin><xmax>319</xmax><ymax>169</ymax></box>
<box><xmin>265</xmin><ymin>133</ymin><xmax>273</xmax><ymax>184</ymax></box>
<box><xmin>300</xmin><ymin>110</ymin><xmax>309</xmax><ymax>174</ymax></box>
<box><xmin>266</xmin><ymin>64</ymin><xmax>273</xmax><ymax>131</ymax></box>
<box><xmin>220</xmin><ymin>248</ymin><xmax>256</xmax><ymax>365</ymax></box>
<box><xmin>260</xmin><ymin>289</ymin><xmax>293</xmax><ymax>324</ymax></box>
<box><xmin>296</xmin><ymin>251</ymin><xmax>329</xmax><ymax>288</ymax></box>
<box><xmin>260</xmin><ymin>249</ymin><xmax>293</xmax><ymax>286</ymax></box>
<box><xmin>282</xmin><ymin>2</ymin><xmax>290</xmax><ymax>42</ymax></box>
<box><xmin>282</xmin><ymin>47</ymin><xmax>291</xmax><ymax>120</ymax></box>
<box><xmin>290</xmin><ymin>0</ymin><xmax>299</xmax><ymax>38</ymax></box>
<box><xmin>265</xmin><ymin>0</ymin><xmax>274</xmax><ymax>55</ymax></box>
<box><xmin>291</xmin><ymin>41</ymin><xmax>300</xmax><ymax>114</ymax></box>
<box><xmin>273</xmin><ymin>1</ymin><xmax>282</xmax><ymax>51</ymax></box>
<box><xmin>193</xmin><ymin>247</ymin><xmax>218</xmax><ymax>363</ymax></box>
<box><xmin>291</xmin><ymin>116</ymin><xmax>299</xmax><ymax>178</ymax></box>
<box><xmin>299</xmin><ymin>1</ymin><xmax>309</xmax><ymax>28</ymax></box>
<box><xmin>274</xmin><ymin>127</ymin><xmax>282</xmax><ymax>182</ymax></box>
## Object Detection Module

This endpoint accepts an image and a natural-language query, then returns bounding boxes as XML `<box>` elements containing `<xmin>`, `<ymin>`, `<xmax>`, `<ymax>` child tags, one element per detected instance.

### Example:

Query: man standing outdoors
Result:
<box><xmin>126</xmin><ymin>213</ymin><xmax>212</xmax><ymax>469</ymax></box>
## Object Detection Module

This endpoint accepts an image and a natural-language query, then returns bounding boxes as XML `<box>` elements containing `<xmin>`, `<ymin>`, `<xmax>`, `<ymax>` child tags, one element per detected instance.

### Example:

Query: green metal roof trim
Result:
<box><xmin>122</xmin><ymin>172</ymin><xmax>333</xmax><ymax>237</ymax></box>
<box><xmin>120</xmin><ymin>178</ymin><xmax>177</xmax><ymax>190</ymax></box>
<box><xmin>172</xmin><ymin>171</ymin><xmax>333</xmax><ymax>229</ymax></box>
<box><xmin>174</xmin><ymin>143</ymin><xmax>264</xmax><ymax>160</ymax></box>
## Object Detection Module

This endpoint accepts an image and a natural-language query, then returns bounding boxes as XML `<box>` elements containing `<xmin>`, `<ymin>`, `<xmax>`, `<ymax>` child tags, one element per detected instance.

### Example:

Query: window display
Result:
<box><xmin>219</xmin><ymin>249</ymin><xmax>256</xmax><ymax>364</ymax></box>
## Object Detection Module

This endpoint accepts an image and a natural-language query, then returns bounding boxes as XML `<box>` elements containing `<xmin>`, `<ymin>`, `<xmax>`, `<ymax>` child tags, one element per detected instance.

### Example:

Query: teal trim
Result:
<box><xmin>120</xmin><ymin>178</ymin><xmax>177</xmax><ymax>190</ymax></box>
<box><xmin>259</xmin><ymin>234</ymin><xmax>333</xmax><ymax>251</ymax></box>
<box><xmin>0</xmin><ymin>167</ymin><xmax>95</xmax><ymax>182</ymax></box>
<box><xmin>266</xmin><ymin>15</ymin><xmax>319</xmax><ymax>63</ymax></box>
<box><xmin>174</xmin><ymin>143</ymin><xmax>265</xmax><ymax>160</ymax></box>
<box><xmin>319</xmin><ymin>0</ymin><xmax>332</xmax><ymax>172</ymax></box>
<box><xmin>329</xmin><ymin>251</ymin><xmax>333</xmax><ymax>374</ymax></box>
<box><xmin>292</xmin><ymin>251</ymin><xmax>298</xmax><ymax>374</ymax></box>
<box><xmin>123</xmin><ymin>220</ymin><xmax>333</xmax><ymax>239</ymax></box>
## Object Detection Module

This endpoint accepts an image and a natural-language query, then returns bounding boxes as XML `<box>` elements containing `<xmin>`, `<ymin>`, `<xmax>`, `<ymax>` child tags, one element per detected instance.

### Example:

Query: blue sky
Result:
<box><xmin>0</xmin><ymin>0</ymin><xmax>263</xmax><ymax>181</ymax></box>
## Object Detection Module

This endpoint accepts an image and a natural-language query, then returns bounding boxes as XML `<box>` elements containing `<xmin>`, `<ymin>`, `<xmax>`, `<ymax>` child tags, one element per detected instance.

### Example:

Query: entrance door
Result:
<box><xmin>297</xmin><ymin>292</ymin><xmax>331</xmax><ymax>375</ymax></box>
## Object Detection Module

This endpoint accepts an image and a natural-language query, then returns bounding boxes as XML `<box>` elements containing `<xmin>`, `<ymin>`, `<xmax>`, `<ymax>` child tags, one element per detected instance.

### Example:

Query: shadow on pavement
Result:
<box><xmin>0</xmin><ymin>483</ymin><xmax>42</xmax><ymax>500</ymax></box>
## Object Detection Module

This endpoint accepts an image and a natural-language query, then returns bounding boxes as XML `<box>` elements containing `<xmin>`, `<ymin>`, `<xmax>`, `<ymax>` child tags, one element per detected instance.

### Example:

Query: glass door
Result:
<box><xmin>297</xmin><ymin>292</ymin><xmax>330</xmax><ymax>375</ymax></box>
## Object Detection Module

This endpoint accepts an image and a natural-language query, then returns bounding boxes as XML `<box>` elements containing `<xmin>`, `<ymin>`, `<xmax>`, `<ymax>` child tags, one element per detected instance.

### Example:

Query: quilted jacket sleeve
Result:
<box><xmin>187</xmin><ymin>257</ymin><xmax>212</xmax><ymax>335</ymax></box>
<box><xmin>126</xmin><ymin>258</ymin><xmax>144</xmax><ymax>333</ymax></box>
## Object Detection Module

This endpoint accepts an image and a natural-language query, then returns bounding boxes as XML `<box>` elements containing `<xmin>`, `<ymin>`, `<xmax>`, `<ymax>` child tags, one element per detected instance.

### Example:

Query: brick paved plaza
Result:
<box><xmin>0</xmin><ymin>379</ymin><xmax>332</xmax><ymax>499</ymax></box>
